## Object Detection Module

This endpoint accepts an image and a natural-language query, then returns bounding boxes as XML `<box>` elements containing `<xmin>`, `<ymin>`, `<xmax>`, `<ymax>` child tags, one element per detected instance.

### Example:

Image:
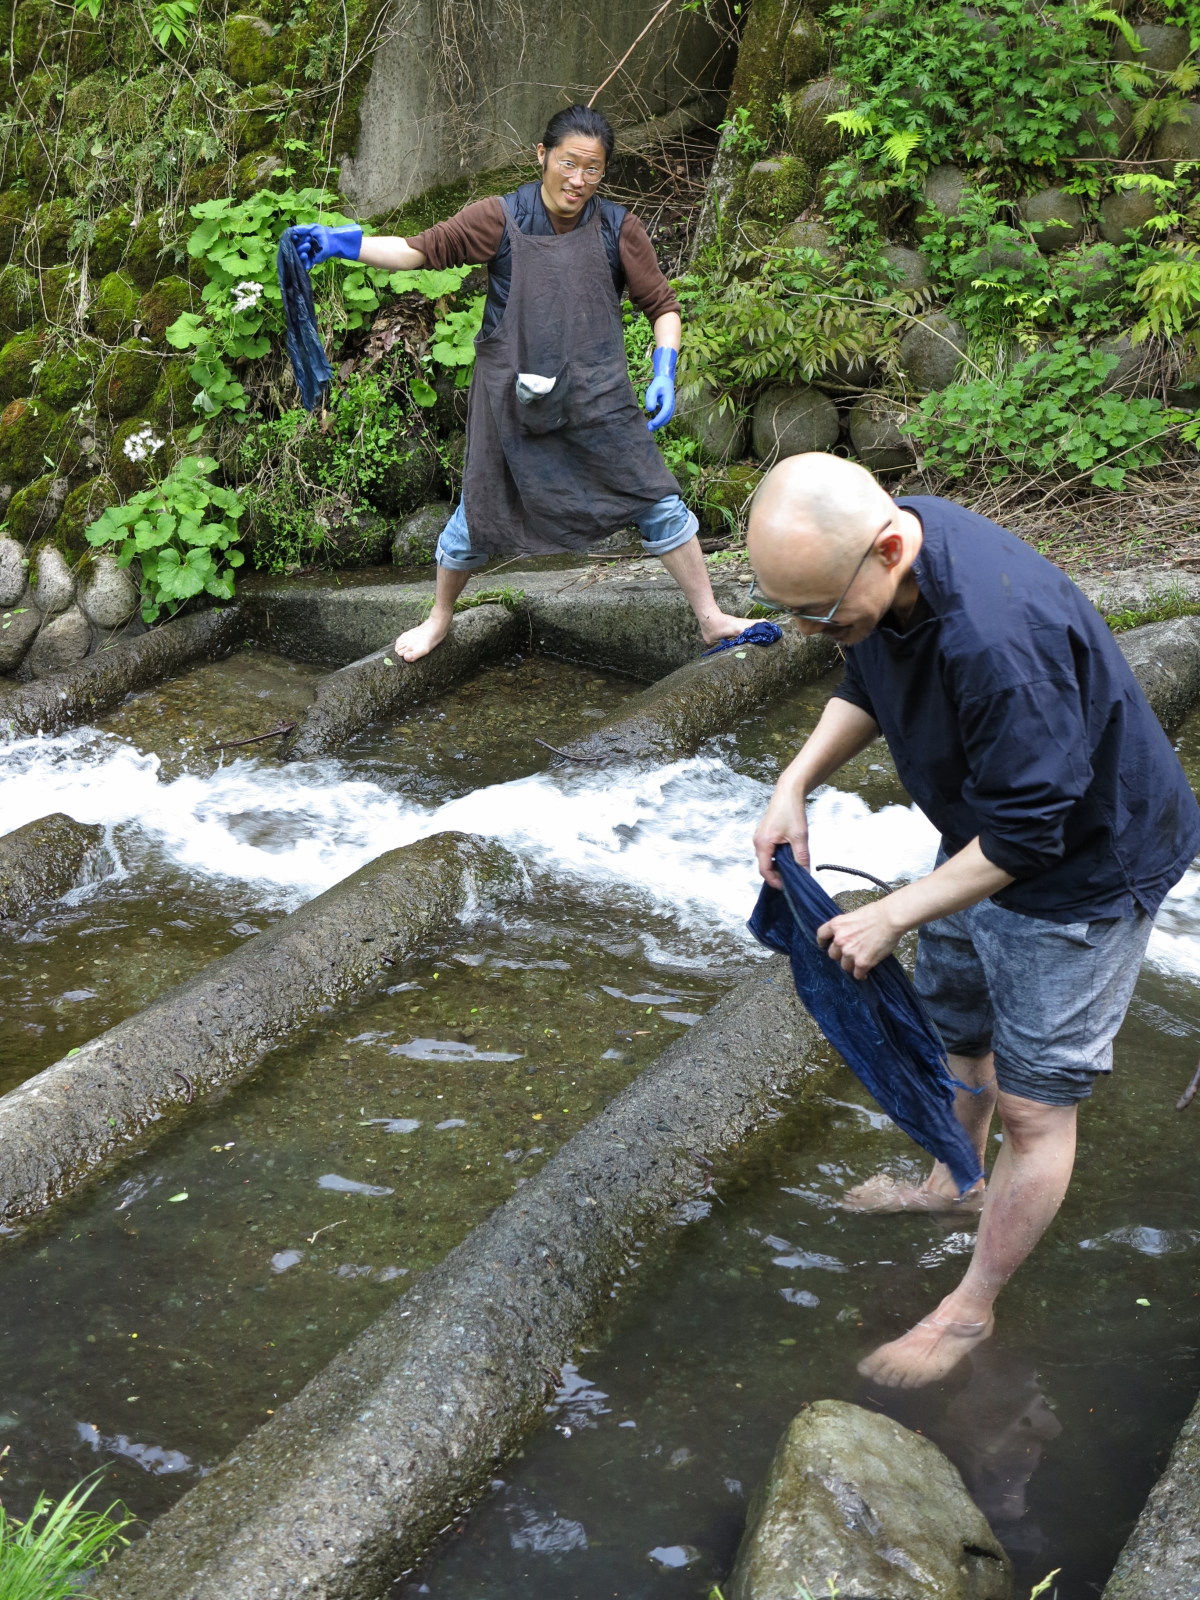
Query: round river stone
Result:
<box><xmin>751</xmin><ymin>383</ymin><xmax>840</xmax><ymax>462</ymax></box>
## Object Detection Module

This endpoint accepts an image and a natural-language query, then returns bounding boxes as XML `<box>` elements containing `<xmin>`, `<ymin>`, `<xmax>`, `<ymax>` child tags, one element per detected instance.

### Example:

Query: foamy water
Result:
<box><xmin>3</xmin><ymin>727</ymin><xmax>1199</xmax><ymax>976</ymax></box>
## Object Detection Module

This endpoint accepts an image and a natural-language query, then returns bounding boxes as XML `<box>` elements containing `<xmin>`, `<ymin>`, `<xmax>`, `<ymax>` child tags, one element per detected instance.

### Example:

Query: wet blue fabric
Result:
<box><xmin>276</xmin><ymin>230</ymin><xmax>332</xmax><ymax>411</ymax></box>
<box><xmin>701</xmin><ymin>620</ymin><xmax>784</xmax><ymax>657</ymax></box>
<box><xmin>749</xmin><ymin>845</ymin><xmax>984</xmax><ymax>1194</ymax></box>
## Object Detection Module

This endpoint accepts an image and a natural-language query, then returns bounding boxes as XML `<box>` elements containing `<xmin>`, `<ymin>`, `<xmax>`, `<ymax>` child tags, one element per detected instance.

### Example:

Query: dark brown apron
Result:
<box><xmin>461</xmin><ymin>203</ymin><xmax>681</xmax><ymax>558</ymax></box>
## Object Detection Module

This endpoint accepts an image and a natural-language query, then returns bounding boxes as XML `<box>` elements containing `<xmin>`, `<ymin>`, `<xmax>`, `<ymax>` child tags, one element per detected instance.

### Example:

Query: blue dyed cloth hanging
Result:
<box><xmin>749</xmin><ymin>844</ymin><xmax>983</xmax><ymax>1195</ymax></box>
<box><xmin>701</xmin><ymin>620</ymin><xmax>783</xmax><ymax>657</ymax></box>
<box><xmin>276</xmin><ymin>230</ymin><xmax>332</xmax><ymax>412</ymax></box>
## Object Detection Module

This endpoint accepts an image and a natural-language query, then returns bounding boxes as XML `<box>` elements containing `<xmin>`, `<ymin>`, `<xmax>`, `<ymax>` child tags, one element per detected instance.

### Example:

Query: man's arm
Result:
<box><xmin>753</xmin><ymin>696</ymin><xmax>881</xmax><ymax>887</ymax></box>
<box><xmin>818</xmin><ymin>838</ymin><xmax>1015</xmax><ymax>979</ymax></box>
<box><xmin>358</xmin><ymin>236</ymin><xmax>427</xmax><ymax>271</ymax></box>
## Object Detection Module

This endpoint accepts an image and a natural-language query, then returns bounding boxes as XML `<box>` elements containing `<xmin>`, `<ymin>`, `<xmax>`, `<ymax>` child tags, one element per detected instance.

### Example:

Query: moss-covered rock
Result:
<box><xmin>0</xmin><ymin>264</ymin><xmax>37</xmax><ymax>335</ymax></box>
<box><xmin>37</xmin><ymin>344</ymin><xmax>95</xmax><ymax>408</ymax></box>
<box><xmin>362</xmin><ymin>430</ymin><xmax>442</xmax><ymax>517</ymax></box>
<box><xmin>0</xmin><ymin>189</ymin><xmax>31</xmax><ymax>261</ymax></box>
<box><xmin>136</xmin><ymin>275</ymin><xmax>195</xmax><ymax>346</ymax></box>
<box><xmin>782</xmin><ymin>11</ymin><xmax>827</xmax><ymax>86</ymax></box>
<box><xmin>88</xmin><ymin>271</ymin><xmax>139</xmax><ymax>342</ymax></box>
<box><xmin>914</xmin><ymin>164</ymin><xmax>974</xmax><ymax>240</ymax></box>
<box><xmin>232</xmin><ymin>81</ymin><xmax>286</xmax><ymax>154</ymax></box>
<box><xmin>63</xmin><ymin>68</ymin><xmax>116</xmax><ymax>129</ymax></box>
<box><xmin>784</xmin><ymin>77</ymin><xmax>851</xmax><ymax>169</ymax></box>
<box><xmin>41</xmin><ymin>265</ymin><xmax>83</xmax><ymax>324</ymax></box>
<box><xmin>700</xmin><ymin>461</ymin><xmax>764</xmax><ymax>538</ymax></box>
<box><xmin>185</xmin><ymin>162</ymin><xmax>232</xmax><ymax>206</ymax></box>
<box><xmin>13</xmin><ymin>0</ymin><xmax>106</xmax><ymax>73</ymax></box>
<box><xmin>96</xmin><ymin>342</ymin><xmax>162</xmax><ymax>420</ymax></box>
<box><xmin>108</xmin><ymin>76</ymin><xmax>166</xmax><ymax>140</ymax></box>
<box><xmin>55</xmin><ymin>473</ymin><xmax>119</xmax><ymax>557</ymax></box>
<box><xmin>726</xmin><ymin>0</ymin><xmax>802</xmax><ymax>148</ymax></box>
<box><xmin>126</xmin><ymin>211</ymin><xmax>180</xmax><ymax>289</ymax></box>
<box><xmin>6</xmin><ymin>471</ymin><xmax>69</xmax><ymax>539</ymax></box>
<box><xmin>224</xmin><ymin>13</ymin><xmax>281</xmax><ymax>86</ymax></box>
<box><xmin>737</xmin><ymin>156</ymin><xmax>813</xmax><ymax>224</ymax></box>
<box><xmin>0</xmin><ymin>396</ymin><xmax>61</xmax><ymax>484</ymax></box>
<box><xmin>90</xmin><ymin>206</ymin><xmax>134</xmax><ymax>277</ymax></box>
<box><xmin>30</xmin><ymin>197</ymin><xmax>75</xmax><ymax>266</ymax></box>
<box><xmin>234</xmin><ymin>148</ymin><xmax>288</xmax><ymax>198</ymax></box>
<box><xmin>1099</xmin><ymin>185</ymin><xmax>1158</xmax><ymax>245</ymax></box>
<box><xmin>778</xmin><ymin>218</ymin><xmax>838</xmax><ymax>262</ymax></box>
<box><xmin>1020</xmin><ymin>186</ymin><xmax>1085</xmax><ymax>253</ymax></box>
<box><xmin>0</xmin><ymin>328</ymin><xmax>44</xmax><ymax>403</ymax></box>
<box><xmin>145</xmin><ymin>360</ymin><xmax>198</xmax><ymax>430</ymax></box>
<box><xmin>17</xmin><ymin>136</ymin><xmax>52</xmax><ymax>195</ymax></box>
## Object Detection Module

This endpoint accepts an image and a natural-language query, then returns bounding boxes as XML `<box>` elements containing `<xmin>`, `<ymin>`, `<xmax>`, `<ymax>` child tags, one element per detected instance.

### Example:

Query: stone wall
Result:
<box><xmin>0</xmin><ymin>534</ymin><xmax>139</xmax><ymax>679</ymax></box>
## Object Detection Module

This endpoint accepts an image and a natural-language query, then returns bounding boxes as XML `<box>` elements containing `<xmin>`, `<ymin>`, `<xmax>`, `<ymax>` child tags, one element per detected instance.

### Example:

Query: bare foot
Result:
<box><xmin>394</xmin><ymin>611</ymin><xmax>452</xmax><ymax>663</ymax></box>
<box><xmin>699</xmin><ymin>612</ymin><xmax>759</xmax><ymax>648</ymax></box>
<box><xmin>842</xmin><ymin>1172</ymin><xmax>985</xmax><ymax>1214</ymax></box>
<box><xmin>858</xmin><ymin>1312</ymin><xmax>995</xmax><ymax>1389</ymax></box>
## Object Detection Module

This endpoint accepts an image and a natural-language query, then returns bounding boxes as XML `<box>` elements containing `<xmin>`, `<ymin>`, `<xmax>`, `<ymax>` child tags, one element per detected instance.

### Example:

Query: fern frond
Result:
<box><xmin>881</xmin><ymin>130</ymin><xmax>922</xmax><ymax>169</ymax></box>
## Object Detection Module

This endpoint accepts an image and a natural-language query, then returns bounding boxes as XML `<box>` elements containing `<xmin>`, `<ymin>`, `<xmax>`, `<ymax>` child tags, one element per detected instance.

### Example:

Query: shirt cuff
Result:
<box><xmin>977</xmin><ymin>828</ymin><xmax>1064</xmax><ymax>881</ymax></box>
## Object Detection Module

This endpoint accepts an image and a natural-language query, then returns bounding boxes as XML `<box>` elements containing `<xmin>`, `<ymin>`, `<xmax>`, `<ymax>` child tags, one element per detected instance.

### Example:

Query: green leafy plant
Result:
<box><xmin>85</xmin><ymin>455</ymin><xmax>246</xmax><ymax>622</ymax></box>
<box><xmin>150</xmin><ymin>0</ymin><xmax>197</xmax><ymax>48</ymax></box>
<box><xmin>718</xmin><ymin>106</ymin><xmax>769</xmax><ymax>159</ymax></box>
<box><xmin>0</xmin><ymin>1463</ymin><xmax>133</xmax><ymax>1600</ymax></box>
<box><xmin>1131</xmin><ymin>242</ymin><xmax>1200</xmax><ymax>341</ymax></box>
<box><xmin>166</xmin><ymin>189</ymin><xmax>477</xmax><ymax>421</ymax></box>
<box><xmin>906</xmin><ymin>337</ymin><xmax>1189</xmax><ymax>489</ymax></box>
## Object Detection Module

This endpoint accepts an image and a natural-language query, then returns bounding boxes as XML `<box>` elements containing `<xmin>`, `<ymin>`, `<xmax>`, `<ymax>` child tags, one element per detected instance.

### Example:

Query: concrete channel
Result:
<box><xmin>1102</xmin><ymin>1395</ymin><xmax>1200</xmax><ymax>1600</ymax></box>
<box><xmin>3</xmin><ymin>586</ymin><xmax>1200</xmax><ymax>1593</ymax></box>
<box><xmin>0</xmin><ymin>833</ymin><xmax>523</xmax><ymax>1229</ymax></box>
<box><xmin>0</xmin><ymin>605</ymin><xmax>245</xmax><ymax>738</ymax></box>
<box><xmin>87</xmin><ymin>956</ymin><xmax>823</xmax><ymax>1600</ymax></box>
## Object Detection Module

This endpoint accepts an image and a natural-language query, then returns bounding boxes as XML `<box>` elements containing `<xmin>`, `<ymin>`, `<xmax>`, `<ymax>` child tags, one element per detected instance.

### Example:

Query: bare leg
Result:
<box><xmin>858</xmin><ymin>1090</ymin><xmax>1079</xmax><ymax>1388</ymax></box>
<box><xmin>843</xmin><ymin>1052</ymin><xmax>996</xmax><ymax>1213</ymax></box>
<box><xmin>394</xmin><ymin>564</ymin><xmax>470</xmax><ymax>662</ymax></box>
<box><xmin>655</xmin><ymin>536</ymin><xmax>756</xmax><ymax>647</ymax></box>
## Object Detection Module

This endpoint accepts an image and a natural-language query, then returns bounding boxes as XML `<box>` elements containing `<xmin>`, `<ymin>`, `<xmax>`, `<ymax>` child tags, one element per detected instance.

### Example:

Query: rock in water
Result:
<box><xmin>727</xmin><ymin>1400</ymin><xmax>1012</xmax><ymax>1600</ymax></box>
<box><xmin>0</xmin><ymin>812</ymin><xmax>104</xmax><ymax>919</ymax></box>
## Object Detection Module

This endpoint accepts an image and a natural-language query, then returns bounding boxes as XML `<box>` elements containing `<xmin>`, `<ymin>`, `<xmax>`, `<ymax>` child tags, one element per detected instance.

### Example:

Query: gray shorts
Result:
<box><xmin>913</xmin><ymin>898</ymin><xmax>1153</xmax><ymax>1106</ymax></box>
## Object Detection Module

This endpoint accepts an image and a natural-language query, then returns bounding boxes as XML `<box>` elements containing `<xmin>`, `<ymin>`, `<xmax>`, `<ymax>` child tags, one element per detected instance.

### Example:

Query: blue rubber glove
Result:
<box><xmin>644</xmin><ymin>345</ymin><xmax>677</xmax><ymax>432</ymax></box>
<box><xmin>287</xmin><ymin>224</ymin><xmax>363</xmax><ymax>271</ymax></box>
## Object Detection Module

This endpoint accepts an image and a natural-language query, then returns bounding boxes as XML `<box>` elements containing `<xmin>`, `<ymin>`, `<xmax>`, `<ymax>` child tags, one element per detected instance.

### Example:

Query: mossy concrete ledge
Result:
<box><xmin>560</xmin><ymin>627</ymin><xmax>835</xmax><ymax>763</ymax></box>
<box><xmin>1102</xmin><ymin>1393</ymin><xmax>1200</xmax><ymax>1600</ymax></box>
<box><xmin>282</xmin><ymin>603</ymin><xmax>520</xmax><ymax>761</ymax></box>
<box><xmin>1117</xmin><ymin>615</ymin><xmax>1200</xmax><ymax>731</ymax></box>
<box><xmin>0</xmin><ymin>812</ymin><xmax>104</xmax><ymax>919</ymax></box>
<box><xmin>0</xmin><ymin>606</ymin><xmax>245</xmax><ymax>739</ymax></box>
<box><xmin>0</xmin><ymin>832</ymin><xmax>522</xmax><ymax>1228</ymax></box>
<box><xmin>87</xmin><ymin>957</ymin><xmax>820</xmax><ymax>1600</ymax></box>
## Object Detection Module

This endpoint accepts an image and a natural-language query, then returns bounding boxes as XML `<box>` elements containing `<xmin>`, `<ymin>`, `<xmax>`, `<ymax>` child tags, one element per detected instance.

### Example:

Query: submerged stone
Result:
<box><xmin>0</xmin><ymin>812</ymin><xmax>104</xmax><ymax>920</ymax></box>
<box><xmin>728</xmin><ymin>1399</ymin><xmax>1012</xmax><ymax>1600</ymax></box>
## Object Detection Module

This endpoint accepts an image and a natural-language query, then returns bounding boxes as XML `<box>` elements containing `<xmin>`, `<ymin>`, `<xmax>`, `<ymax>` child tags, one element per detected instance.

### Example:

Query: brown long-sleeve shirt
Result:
<box><xmin>410</xmin><ymin>196</ymin><xmax>681</xmax><ymax>324</ymax></box>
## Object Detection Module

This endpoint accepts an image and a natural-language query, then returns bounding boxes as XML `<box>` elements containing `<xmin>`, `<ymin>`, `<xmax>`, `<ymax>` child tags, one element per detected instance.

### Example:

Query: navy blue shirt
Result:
<box><xmin>833</xmin><ymin>496</ymin><xmax>1200</xmax><ymax>922</ymax></box>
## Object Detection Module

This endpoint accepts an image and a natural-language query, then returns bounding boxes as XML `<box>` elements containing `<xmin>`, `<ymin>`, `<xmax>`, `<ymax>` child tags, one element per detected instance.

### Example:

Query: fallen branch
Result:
<box><xmin>203</xmin><ymin>720</ymin><xmax>297</xmax><ymax>754</ymax></box>
<box><xmin>534</xmin><ymin>737</ymin><xmax>606</xmax><ymax>764</ymax></box>
<box><xmin>587</xmin><ymin>0</ymin><xmax>677</xmax><ymax>106</ymax></box>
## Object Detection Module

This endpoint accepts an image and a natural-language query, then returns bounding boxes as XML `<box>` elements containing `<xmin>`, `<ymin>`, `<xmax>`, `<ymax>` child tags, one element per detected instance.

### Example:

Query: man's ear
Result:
<box><xmin>877</xmin><ymin>529</ymin><xmax>905</xmax><ymax>570</ymax></box>
<box><xmin>535</xmin><ymin>142</ymin><xmax>546</xmax><ymax>169</ymax></box>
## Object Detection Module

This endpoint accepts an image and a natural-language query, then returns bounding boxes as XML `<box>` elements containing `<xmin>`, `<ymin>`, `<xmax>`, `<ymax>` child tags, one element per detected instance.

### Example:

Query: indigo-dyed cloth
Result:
<box><xmin>276</xmin><ymin>230</ymin><xmax>332</xmax><ymax>412</ymax></box>
<box><xmin>701</xmin><ymin>620</ymin><xmax>783</xmax><ymax>657</ymax></box>
<box><xmin>834</xmin><ymin>495</ymin><xmax>1200</xmax><ymax>922</ymax></box>
<box><xmin>749</xmin><ymin>845</ymin><xmax>983</xmax><ymax>1195</ymax></box>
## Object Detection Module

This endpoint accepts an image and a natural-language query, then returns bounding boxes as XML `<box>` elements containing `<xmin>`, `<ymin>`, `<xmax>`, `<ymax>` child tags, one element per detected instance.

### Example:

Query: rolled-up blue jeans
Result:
<box><xmin>434</xmin><ymin>494</ymin><xmax>698</xmax><ymax>571</ymax></box>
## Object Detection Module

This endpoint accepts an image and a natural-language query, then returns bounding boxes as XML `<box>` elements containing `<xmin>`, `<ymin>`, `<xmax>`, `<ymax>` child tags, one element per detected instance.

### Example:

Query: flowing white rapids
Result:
<box><xmin>2</xmin><ymin>727</ymin><xmax>1197</xmax><ymax>974</ymax></box>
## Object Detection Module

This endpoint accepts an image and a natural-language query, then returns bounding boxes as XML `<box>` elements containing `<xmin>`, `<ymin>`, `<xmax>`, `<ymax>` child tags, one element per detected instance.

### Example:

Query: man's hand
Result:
<box><xmin>644</xmin><ymin>346</ymin><xmax>677</xmax><ymax>431</ymax></box>
<box><xmin>288</xmin><ymin>224</ymin><xmax>363</xmax><ymax>270</ymax></box>
<box><xmin>817</xmin><ymin>898</ymin><xmax>904</xmax><ymax>980</ymax></box>
<box><xmin>753</xmin><ymin>781</ymin><xmax>809</xmax><ymax>888</ymax></box>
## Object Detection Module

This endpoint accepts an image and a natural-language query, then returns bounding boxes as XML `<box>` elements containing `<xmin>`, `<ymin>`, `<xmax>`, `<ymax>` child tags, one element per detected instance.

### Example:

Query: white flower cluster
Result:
<box><xmin>231</xmin><ymin>279</ymin><xmax>265</xmax><ymax>313</ymax></box>
<box><xmin>122</xmin><ymin>425</ymin><xmax>165</xmax><ymax>464</ymax></box>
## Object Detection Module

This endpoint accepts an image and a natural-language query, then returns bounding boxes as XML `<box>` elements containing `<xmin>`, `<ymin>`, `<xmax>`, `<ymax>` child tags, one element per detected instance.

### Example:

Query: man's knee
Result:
<box><xmin>996</xmin><ymin>1089</ymin><xmax>1077</xmax><ymax>1147</ymax></box>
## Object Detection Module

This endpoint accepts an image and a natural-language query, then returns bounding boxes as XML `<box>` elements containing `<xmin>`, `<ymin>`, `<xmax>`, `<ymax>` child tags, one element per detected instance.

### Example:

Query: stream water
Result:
<box><xmin>0</xmin><ymin>647</ymin><xmax>1198</xmax><ymax>1599</ymax></box>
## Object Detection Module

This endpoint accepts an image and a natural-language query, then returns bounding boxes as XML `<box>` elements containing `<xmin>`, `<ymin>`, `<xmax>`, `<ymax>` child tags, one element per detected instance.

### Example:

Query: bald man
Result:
<box><xmin>748</xmin><ymin>454</ymin><xmax>1199</xmax><ymax>1388</ymax></box>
